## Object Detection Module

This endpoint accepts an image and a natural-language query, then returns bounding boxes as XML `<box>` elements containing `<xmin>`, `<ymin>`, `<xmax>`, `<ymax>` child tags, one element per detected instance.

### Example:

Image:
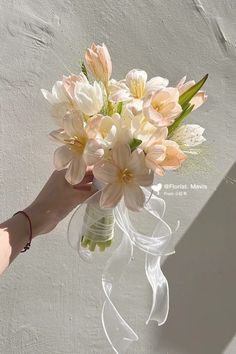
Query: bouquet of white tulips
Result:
<box><xmin>42</xmin><ymin>42</ymin><xmax>208</xmax><ymax>252</ymax></box>
<box><xmin>42</xmin><ymin>43</ymin><xmax>208</xmax><ymax>353</ymax></box>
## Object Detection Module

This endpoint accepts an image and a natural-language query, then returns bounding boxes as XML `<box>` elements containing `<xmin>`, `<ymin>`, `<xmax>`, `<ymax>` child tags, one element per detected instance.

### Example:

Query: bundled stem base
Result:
<box><xmin>80</xmin><ymin>203</ymin><xmax>115</xmax><ymax>252</ymax></box>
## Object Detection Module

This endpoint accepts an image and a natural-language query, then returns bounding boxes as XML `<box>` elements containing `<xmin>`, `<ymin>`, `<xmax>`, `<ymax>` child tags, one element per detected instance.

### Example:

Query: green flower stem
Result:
<box><xmin>80</xmin><ymin>204</ymin><xmax>115</xmax><ymax>252</ymax></box>
<box><xmin>81</xmin><ymin>236</ymin><xmax>114</xmax><ymax>252</ymax></box>
<box><xmin>104</xmin><ymin>81</ymin><xmax>114</xmax><ymax>116</ymax></box>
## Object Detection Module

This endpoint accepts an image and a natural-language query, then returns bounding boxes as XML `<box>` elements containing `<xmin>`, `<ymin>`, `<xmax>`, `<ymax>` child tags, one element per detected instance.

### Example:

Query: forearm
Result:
<box><xmin>0</xmin><ymin>213</ymin><xmax>31</xmax><ymax>275</ymax></box>
<box><xmin>0</xmin><ymin>204</ymin><xmax>47</xmax><ymax>275</ymax></box>
<box><xmin>0</xmin><ymin>170</ymin><xmax>94</xmax><ymax>275</ymax></box>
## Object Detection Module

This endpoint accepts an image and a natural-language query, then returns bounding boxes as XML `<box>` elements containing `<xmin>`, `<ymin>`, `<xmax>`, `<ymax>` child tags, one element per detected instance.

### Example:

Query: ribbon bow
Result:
<box><xmin>67</xmin><ymin>188</ymin><xmax>175</xmax><ymax>353</ymax></box>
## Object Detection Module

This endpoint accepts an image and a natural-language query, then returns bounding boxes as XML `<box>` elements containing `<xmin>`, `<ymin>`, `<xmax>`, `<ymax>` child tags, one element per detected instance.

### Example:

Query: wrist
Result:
<box><xmin>23</xmin><ymin>202</ymin><xmax>59</xmax><ymax>238</ymax></box>
<box><xmin>11</xmin><ymin>213</ymin><xmax>31</xmax><ymax>245</ymax></box>
<box><xmin>23</xmin><ymin>203</ymin><xmax>48</xmax><ymax>238</ymax></box>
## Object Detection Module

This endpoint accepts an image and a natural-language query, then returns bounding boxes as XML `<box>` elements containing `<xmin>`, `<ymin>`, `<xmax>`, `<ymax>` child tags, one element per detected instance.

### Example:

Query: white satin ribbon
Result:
<box><xmin>67</xmin><ymin>188</ymin><xmax>175</xmax><ymax>353</ymax></box>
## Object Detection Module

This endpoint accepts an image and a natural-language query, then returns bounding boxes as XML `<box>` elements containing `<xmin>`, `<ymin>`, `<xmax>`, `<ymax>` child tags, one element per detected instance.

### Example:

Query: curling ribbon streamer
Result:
<box><xmin>67</xmin><ymin>188</ymin><xmax>175</xmax><ymax>353</ymax></box>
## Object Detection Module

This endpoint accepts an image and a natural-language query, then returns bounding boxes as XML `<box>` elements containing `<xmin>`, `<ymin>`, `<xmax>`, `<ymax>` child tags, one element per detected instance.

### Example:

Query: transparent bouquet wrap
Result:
<box><xmin>69</xmin><ymin>178</ymin><xmax>117</xmax><ymax>261</ymax></box>
<box><xmin>80</xmin><ymin>204</ymin><xmax>114</xmax><ymax>251</ymax></box>
<box><xmin>67</xmin><ymin>184</ymin><xmax>178</xmax><ymax>353</ymax></box>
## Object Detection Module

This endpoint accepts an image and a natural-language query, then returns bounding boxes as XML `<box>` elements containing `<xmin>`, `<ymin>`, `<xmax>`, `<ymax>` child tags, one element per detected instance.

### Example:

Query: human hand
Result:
<box><xmin>24</xmin><ymin>169</ymin><xmax>95</xmax><ymax>237</ymax></box>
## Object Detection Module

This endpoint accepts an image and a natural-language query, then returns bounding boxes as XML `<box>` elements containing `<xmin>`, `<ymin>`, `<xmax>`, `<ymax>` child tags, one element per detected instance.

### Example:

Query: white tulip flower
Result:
<box><xmin>74</xmin><ymin>81</ymin><xmax>104</xmax><ymax>116</ymax></box>
<box><xmin>171</xmin><ymin>124</ymin><xmax>206</xmax><ymax>147</ymax></box>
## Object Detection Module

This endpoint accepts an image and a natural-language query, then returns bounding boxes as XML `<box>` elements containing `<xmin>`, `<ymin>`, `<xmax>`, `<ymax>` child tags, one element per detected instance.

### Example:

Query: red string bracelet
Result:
<box><xmin>13</xmin><ymin>211</ymin><xmax>32</xmax><ymax>252</ymax></box>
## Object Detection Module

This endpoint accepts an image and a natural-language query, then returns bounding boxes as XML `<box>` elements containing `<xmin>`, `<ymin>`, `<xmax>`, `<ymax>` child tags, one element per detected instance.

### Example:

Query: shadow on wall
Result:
<box><xmin>157</xmin><ymin>162</ymin><xmax>236</xmax><ymax>354</ymax></box>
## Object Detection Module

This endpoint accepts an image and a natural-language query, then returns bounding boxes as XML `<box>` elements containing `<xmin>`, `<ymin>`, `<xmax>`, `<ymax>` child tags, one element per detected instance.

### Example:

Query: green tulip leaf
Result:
<box><xmin>168</xmin><ymin>104</ymin><xmax>194</xmax><ymax>137</ymax></box>
<box><xmin>81</xmin><ymin>61</ymin><xmax>89</xmax><ymax>80</ymax></box>
<box><xmin>179</xmin><ymin>73</ymin><xmax>208</xmax><ymax>110</ymax></box>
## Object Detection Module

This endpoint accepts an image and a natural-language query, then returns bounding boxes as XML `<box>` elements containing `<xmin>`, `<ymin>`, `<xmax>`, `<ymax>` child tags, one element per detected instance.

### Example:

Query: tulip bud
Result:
<box><xmin>85</xmin><ymin>43</ymin><xmax>112</xmax><ymax>83</ymax></box>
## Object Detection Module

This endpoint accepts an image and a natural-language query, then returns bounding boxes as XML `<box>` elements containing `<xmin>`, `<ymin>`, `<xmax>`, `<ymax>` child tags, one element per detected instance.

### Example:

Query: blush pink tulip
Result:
<box><xmin>141</xmin><ymin>127</ymin><xmax>186</xmax><ymax>175</ymax></box>
<box><xmin>158</xmin><ymin>140</ymin><xmax>186</xmax><ymax>173</ymax></box>
<box><xmin>143</xmin><ymin>88</ymin><xmax>182</xmax><ymax>127</ymax></box>
<box><xmin>85</xmin><ymin>42</ymin><xmax>112</xmax><ymax>83</ymax></box>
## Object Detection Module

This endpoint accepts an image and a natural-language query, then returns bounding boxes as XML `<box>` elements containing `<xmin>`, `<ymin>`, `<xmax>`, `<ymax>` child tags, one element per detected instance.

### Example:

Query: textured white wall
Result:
<box><xmin>0</xmin><ymin>0</ymin><xmax>235</xmax><ymax>353</ymax></box>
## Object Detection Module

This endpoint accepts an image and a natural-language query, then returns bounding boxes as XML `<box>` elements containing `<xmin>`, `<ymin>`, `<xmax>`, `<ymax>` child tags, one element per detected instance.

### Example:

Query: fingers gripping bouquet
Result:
<box><xmin>42</xmin><ymin>43</ymin><xmax>207</xmax><ymax>253</ymax></box>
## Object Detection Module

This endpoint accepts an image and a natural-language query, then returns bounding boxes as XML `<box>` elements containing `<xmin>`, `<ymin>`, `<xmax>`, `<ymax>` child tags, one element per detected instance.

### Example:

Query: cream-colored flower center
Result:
<box><xmin>119</xmin><ymin>168</ymin><xmax>133</xmax><ymax>183</ymax></box>
<box><xmin>64</xmin><ymin>136</ymin><xmax>87</xmax><ymax>153</ymax></box>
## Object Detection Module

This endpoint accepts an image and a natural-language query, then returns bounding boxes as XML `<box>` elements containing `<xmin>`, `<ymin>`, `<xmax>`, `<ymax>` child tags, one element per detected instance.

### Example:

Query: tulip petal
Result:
<box><xmin>75</xmin><ymin>92</ymin><xmax>93</xmax><ymax>113</ymax></box>
<box><xmin>65</xmin><ymin>156</ymin><xmax>86</xmax><ymax>185</ymax></box>
<box><xmin>177</xmin><ymin>78</ymin><xmax>195</xmax><ymax>95</ymax></box>
<box><xmin>160</xmin><ymin>141</ymin><xmax>186</xmax><ymax>170</ymax></box>
<box><xmin>49</xmin><ymin>129</ymin><xmax>69</xmax><ymax>144</ymax></box>
<box><xmin>146</xmin><ymin>128</ymin><xmax>168</xmax><ymax>146</ymax></box>
<box><xmin>54</xmin><ymin>145</ymin><xmax>73</xmax><ymax>170</ymax></box>
<box><xmin>176</xmin><ymin>76</ymin><xmax>187</xmax><ymax>89</ymax></box>
<box><xmin>125</xmin><ymin>69</ymin><xmax>147</xmax><ymax>98</ymax></box>
<box><xmin>100</xmin><ymin>183</ymin><xmax>123</xmax><ymax>208</ymax></box>
<box><xmin>63</xmin><ymin>111</ymin><xmax>84</xmax><ymax>137</ymax></box>
<box><xmin>108</xmin><ymin>79</ymin><xmax>131</xmax><ymax>102</ymax></box>
<box><xmin>144</xmin><ymin>105</ymin><xmax>164</xmax><ymax>126</ymax></box>
<box><xmin>112</xmin><ymin>144</ymin><xmax>131</xmax><ymax>169</ymax></box>
<box><xmin>41</xmin><ymin>89</ymin><xmax>58</xmax><ymax>105</ymax></box>
<box><xmin>74</xmin><ymin>81</ymin><xmax>103</xmax><ymax>116</ymax></box>
<box><xmin>93</xmin><ymin>160</ymin><xmax>119</xmax><ymax>183</ymax></box>
<box><xmin>101</xmin><ymin>43</ymin><xmax>112</xmax><ymax>79</ymax></box>
<box><xmin>145</xmin><ymin>76</ymin><xmax>169</xmax><ymax>95</ymax></box>
<box><xmin>145</xmin><ymin>145</ymin><xmax>166</xmax><ymax>176</ymax></box>
<box><xmin>94</xmin><ymin>81</ymin><xmax>104</xmax><ymax>102</ymax></box>
<box><xmin>83</xmin><ymin>139</ymin><xmax>104</xmax><ymax>165</ymax></box>
<box><xmin>190</xmin><ymin>91</ymin><xmax>208</xmax><ymax>110</ymax></box>
<box><xmin>52</xmin><ymin>81</ymin><xmax>68</xmax><ymax>102</ymax></box>
<box><xmin>127</xmin><ymin>149</ymin><xmax>146</xmax><ymax>175</ymax></box>
<box><xmin>128</xmin><ymin>149</ymin><xmax>154</xmax><ymax>185</ymax></box>
<box><xmin>124</xmin><ymin>183</ymin><xmax>145</xmax><ymax>211</ymax></box>
<box><xmin>152</xmin><ymin>90</ymin><xmax>170</xmax><ymax>104</ymax></box>
<box><xmin>146</xmin><ymin>144</ymin><xmax>166</xmax><ymax>162</ymax></box>
<box><xmin>145</xmin><ymin>157</ymin><xmax>165</xmax><ymax>176</ymax></box>
<box><xmin>160</xmin><ymin>102</ymin><xmax>176</xmax><ymax>115</ymax></box>
<box><xmin>136</xmin><ymin>170</ymin><xmax>154</xmax><ymax>187</ymax></box>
